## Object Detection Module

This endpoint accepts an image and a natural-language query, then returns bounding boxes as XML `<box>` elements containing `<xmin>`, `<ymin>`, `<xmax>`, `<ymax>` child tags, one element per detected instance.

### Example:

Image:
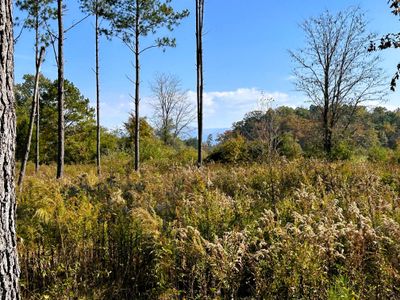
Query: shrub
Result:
<box><xmin>368</xmin><ymin>145</ymin><xmax>391</xmax><ymax>162</ymax></box>
<box><xmin>207</xmin><ymin>135</ymin><xmax>247</xmax><ymax>163</ymax></box>
<box><xmin>279</xmin><ymin>132</ymin><xmax>303</xmax><ymax>159</ymax></box>
<box><xmin>331</xmin><ymin>140</ymin><xmax>354</xmax><ymax>160</ymax></box>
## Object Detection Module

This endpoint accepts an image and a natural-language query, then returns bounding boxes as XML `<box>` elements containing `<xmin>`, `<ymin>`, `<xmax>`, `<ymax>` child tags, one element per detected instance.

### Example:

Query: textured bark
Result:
<box><xmin>95</xmin><ymin>9</ymin><xmax>101</xmax><ymax>176</ymax></box>
<box><xmin>56</xmin><ymin>0</ymin><xmax>65</xmax><ymax>179</ymax></box>
<box><xmin>196</xmin><ymin>0</ymin><xmax>204</xmax><ymax>167</ymax></box>
<box><xmin>0</xmin><ymin>0</ymin><xmax>21</xmax><ymax>297</ymax></box>
<box><xmin>17</xmin><ymin>47</ymin><xmax>45</xmax><ymax>189</ymax></box>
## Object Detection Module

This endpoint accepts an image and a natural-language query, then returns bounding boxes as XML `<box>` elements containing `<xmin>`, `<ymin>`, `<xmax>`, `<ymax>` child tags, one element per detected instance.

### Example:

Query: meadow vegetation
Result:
<box><xmin>18</xmin><ymin>155</ymin><xmax>400</xmax><ymax>299</ymax></box>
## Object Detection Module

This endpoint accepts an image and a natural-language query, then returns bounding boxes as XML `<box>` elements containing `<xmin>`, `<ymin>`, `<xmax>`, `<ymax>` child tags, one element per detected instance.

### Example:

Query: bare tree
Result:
<box><xmin>0</xmin><ymin>0</ymin><xmax>20</xmax><ymax>296</ymax></box>
<box><xmin>150</xmin><ymin>73</ymin><xmax>195</xmax><ymax>144</ymax></box>
<box><xmin>196</xmin><ymin>0</ymin><xmax>204</xmax><ymax>166</ymax></box>
<box><xmin>256</xmin><ymin>94</ymin><xmax>281</xmax><ymax>157</ymax></box>
<box><xmin>290</xmin><ymin>7</ymin><xmax>387</xmax><ymax>155</ymax></box>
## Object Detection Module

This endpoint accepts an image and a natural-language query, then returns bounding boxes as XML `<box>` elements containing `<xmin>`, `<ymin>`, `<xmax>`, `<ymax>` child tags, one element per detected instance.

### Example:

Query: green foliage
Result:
<box><xmin>207</xmin><ymin>135</ymin><xmax>247</xmax><ymax>163</ymax></box>
<box><xmin>15</xmin><ymin>0</ymin><xmax>57</xmax><ymax>46</ymax></box>
<box><xmin>15</xmin><ymin>75</ymin><xmax>121</xmax><ymax>164</ymax></box>
<box><xmin>368</xmin><ymin>145</ymin><xmax>391</xmax><ymax>162</ymax></box>
<box><xmin>331</xmin><ymin>140</ymin><xmax>354</xmax><ymax>161</ymax></box>
<box><xmin>328</xmin><ymin>276</ymin><xmax>358</xmax><ymax>300</ymax></box>
<box><xmin>123</xmin><ymin>114</ymin><xmax>155</xmax><ymax>143</ymax></box>
<box><xmin>279</xmin><ymin>132</ymin><xmax>302</xmax><ymax>159</ymax></box>
<box><xmin>217</xmin><ymin>105</ymin><xmax>400</xmax><ymax>162</ymax></box>
<box><xmin>107</xmin><ymin>0</ymin><xmax>189</xmax><ymax>50</ymax></box>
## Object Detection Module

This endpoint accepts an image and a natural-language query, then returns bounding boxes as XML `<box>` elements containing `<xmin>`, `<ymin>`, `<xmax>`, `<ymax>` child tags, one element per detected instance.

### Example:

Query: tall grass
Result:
<box><xmin>17</xmin><ymin>158</ymin><xmax>400</xmax><ymax>299</ymax></box>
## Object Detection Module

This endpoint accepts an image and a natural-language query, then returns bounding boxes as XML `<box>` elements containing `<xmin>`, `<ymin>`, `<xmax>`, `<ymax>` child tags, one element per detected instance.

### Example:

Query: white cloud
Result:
<box><xmin>100</xmin><ymin>88</ymin><xmax>310</xmax><ymax>130</ymax></box>
<box><xmin>186</xmin><ymin>88</ymin><xmax>294</xmax><ymax>128</ymax></box>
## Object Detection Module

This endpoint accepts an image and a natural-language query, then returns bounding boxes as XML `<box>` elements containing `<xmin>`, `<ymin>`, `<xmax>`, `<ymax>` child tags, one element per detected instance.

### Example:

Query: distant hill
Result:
<box><xmin>187</xmin><ymin>128</ymin><xmax>229</xmax><ymax>143</ymax></box>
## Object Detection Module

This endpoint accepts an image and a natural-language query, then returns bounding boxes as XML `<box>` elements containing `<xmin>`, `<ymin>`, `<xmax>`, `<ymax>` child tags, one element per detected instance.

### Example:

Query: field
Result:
<box><xmin>17</xmin><ymin>157</ymin><xmax>400</xmax><ymax>299</ymax></box>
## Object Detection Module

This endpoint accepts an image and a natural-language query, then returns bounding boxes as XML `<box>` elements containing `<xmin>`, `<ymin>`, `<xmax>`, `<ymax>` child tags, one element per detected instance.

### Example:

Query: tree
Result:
<box><xmin>15</xmin><ymin>0</ymin><xmax>56</xmax><ymax>173</ymax></box>
<box><xmin>55</xmin><ymin>0</ymin><xmax>65</xmax><ymax>178</ymax></box>
<box><xmin>80</xmin><ymin>0</ymin><xmax>112</xmax><ymax>176</ymax></box>
<box><xmin>107</xmin><ymin>0</ymin><xmax>189</xmax><ymax>171</ymax></box>
<box><xmin>17</xmin><ymin>47</ymin><xmax>45</xmax><ymax>189</ymax></box>
<box><xmin>15</xmin><ymin>75</ymin><xmax>118</xmax><ymax>164</ymax></box>
<box><xmin>368</xmin><ymin>0</ymin><xmax>400</xmax><ymax>91</ymax></box>
<box><xmin>124</xmin><ymin>114</ymin><xmax>155</xmax><ymax>142</ymax></box>
<box><xmin>196</xmin><ymin>0</ymin><xmax>204</xmax><ymax>166</ymax></box>
<box><xmin>150</xmin><ymin>73</ymin><xmax>194</xmax><ymax>144</ymax></box>
<box><xmin>0</xmin><ymin>0</ymin><xmax>20</xmax><ymax>296</ymax></box>
<box><xmin>40</xmin><ymin>1</ymin><xmax>90</xmax><ymax>178</ymax></box>
<box><xmin>290</xmin><ymin>7</ymin><xmax>386</xmax><ymax>155</ymax></box>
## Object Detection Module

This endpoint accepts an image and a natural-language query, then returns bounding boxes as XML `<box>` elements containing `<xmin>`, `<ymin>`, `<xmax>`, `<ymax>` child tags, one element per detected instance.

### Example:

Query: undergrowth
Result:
<box><xmin>17</xmin><ymin>158</ymin><xmax>400</xmax><ymax>299</ymax></box>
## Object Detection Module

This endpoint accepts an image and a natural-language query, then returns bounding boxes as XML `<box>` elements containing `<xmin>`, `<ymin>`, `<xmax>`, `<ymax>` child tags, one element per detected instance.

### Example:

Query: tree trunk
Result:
<box><xmin>134</xmin><ymin>0</ymin><xmax>140</xmax><ymax>172</ymax></box>
<box><xmin>196</xmin><ymin>0</ymin><xmax>204</xmax><ymax>167</ymax></box>
<box><xmin>95</xmin><ymin>9</ymin><xmax>101</xmax><ymax>176</ymax></box>
<box><xmin>57</xmin><ymin>0</ymin><xmax>65</xmax><ymax>179</ymax></box>
<box><xmin>34</xmin><ymin>2</ymin><xmax>40</xmax><ymax>173</ymax></box>
<box><xmin>35</xmin><ymin>81</ymin><xmax>40</xmax><ymax>173</ymax></box>
<box><xmin>0</xmin><ymin>0</ymin><xmax>21</xmax><ymax>297</ymax></box>
<box><xmin>323</xmin><ymin>59</ymin><xmax>332</xmax><ymax>155</ymax></box>
<box><xmin>17</xmin><ymin>47</ymin><xmax>45</xmax><ymax>189</ymax></box>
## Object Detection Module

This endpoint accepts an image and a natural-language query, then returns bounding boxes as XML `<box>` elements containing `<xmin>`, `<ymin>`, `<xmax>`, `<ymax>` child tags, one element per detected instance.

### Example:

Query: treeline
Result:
<box><xmin>209</xmin><ymin>105</ymin><xmax>400</xmax><ymax>163</ymax></box>
<box><xmin>15</xmin><ymin>74</ymin><xmax>200</xmax><ymax>166</ymax></box>
<box><xmin>16</xmin><ymin>74</ymin><xmax>400</xmax><ymax>166</ymax></box>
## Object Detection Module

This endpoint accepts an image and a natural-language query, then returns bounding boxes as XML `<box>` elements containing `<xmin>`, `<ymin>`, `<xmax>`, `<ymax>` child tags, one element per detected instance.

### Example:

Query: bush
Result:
<box><xmin>279</xmin><ymin>133</ymin><xmax>303</xmax><ymax>159</ymax></box>
<box><xmin>368</xmin><ymin>145</ymin><xmax>391</xmax><ymax>162</ymax></box>
<box><xmin>207</xmin><ymin>135</ymin><xmax>247</xmax><ymax>163</ymax></box>
<box><xmin>331</xmin><ymin>140</ymin><xmax>354</xmax><ymax>160</ymax></box>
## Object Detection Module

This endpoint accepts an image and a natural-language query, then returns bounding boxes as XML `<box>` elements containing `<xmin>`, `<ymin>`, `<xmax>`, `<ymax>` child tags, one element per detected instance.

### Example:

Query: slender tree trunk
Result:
<box><xmin>323</xmin><ymin>70</ymin><xmax>332</xmax><ymax>155</ymax></box>
<box><xmin>35</xmin><ymin>82</ymin><xmax>40</xmax><ymax>173</ymax></box>
<box><xmin>134</xmin><ymin>1</ymin><xmax>140</xmax><ymax>172</ymax></box>
<box><xmin>17</xmin><ymin>47</ymin><xmax>45</xmax><ymax>190</ymax></box>
<box><xmin>196</xmin><ymin>0</ymin><xmax>204</xmax><ymax>167</ymax></box>
<box><xmin>0</xmin><ymin>0</ymin><xmax>20</xmax><ymax>297</ymax></box>
<box><xmin>34</xmin><ymin>1</ymin><xmax>40</xmax><ymax>173</ymax></box>
<box><xmin>57</xmin><ymin>0</ymin><xmax>65</xmax><ymax>179</ymax></box>
<box><xmin>95</xmin><ymin>9</ymin><xmax>101</xmax><ymax>176</ymax></box>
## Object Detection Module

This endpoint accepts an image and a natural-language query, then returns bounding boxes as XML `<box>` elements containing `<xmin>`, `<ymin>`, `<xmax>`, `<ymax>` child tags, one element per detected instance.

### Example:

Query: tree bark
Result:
<box><xmin>17</xmin><ymin>47</ymin><xmax>45</xmax><ymax>189</ymax></box>
<box><xmin>95</xmin><ymin>8</ymin><xmax>101</xmax><ymax>176</ymax></box>
<box><xmin>57</xmin><ymin>0</ymin><xmax>65</xmax><ymax>179</ymax></box>
<box><xmin>196</xmin><ymin>0</ymin><xmax>204</xmax><ymax>167</ymax></box>
<box><xmin>134</xmin><ymin>0</ymin><xmax>140</xmax><ymax>172</ymax></box>
<box><xmin>0</xmin><ymin>0</ymin><xmax>21</xmax><ymax>297</ymax></box>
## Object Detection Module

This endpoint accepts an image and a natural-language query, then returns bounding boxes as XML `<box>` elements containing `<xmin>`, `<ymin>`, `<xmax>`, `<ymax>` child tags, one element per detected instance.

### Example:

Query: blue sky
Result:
<box><xmin>14</xmin><ymin>0</ymin><xmax>400</xmax><ymax>130</ymax></box>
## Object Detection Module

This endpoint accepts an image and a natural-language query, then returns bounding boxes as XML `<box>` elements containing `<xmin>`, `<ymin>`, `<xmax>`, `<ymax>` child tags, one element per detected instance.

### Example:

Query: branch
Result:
<box><xmin>44</xmin><ymin>20</ymin><xmax>59</xmax><ymax>66</ymax></box>
<box><xmin>14</xmin><ymin>21</ymin><xmax>27</xmax><ymax>44</ymax></box>
<box><xmin>64</xmin><ymin>14</ymin><xmax>91</xmax><ymax>33</ymax></box>
<box><xmin>139</xmin><ymin>44</ymin><xmax>158</xmax><ymax>55</ymax></box>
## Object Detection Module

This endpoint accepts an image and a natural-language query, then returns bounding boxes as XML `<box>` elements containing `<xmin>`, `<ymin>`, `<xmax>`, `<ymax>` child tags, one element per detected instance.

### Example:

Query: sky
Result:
<box><xmin>14</xmin><ymin>0</ymin><xmax>400</xmax><ymax>130</ymax></box>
